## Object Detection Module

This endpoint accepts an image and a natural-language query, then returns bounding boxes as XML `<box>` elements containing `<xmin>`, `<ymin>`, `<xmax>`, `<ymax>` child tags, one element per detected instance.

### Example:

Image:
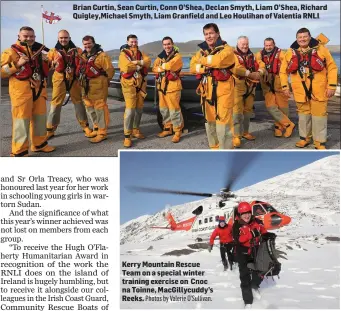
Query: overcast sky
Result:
<box><xmin>1</xmin><ymin>1</ymin><xmax>340</xmax><ymax>52</ymax></box>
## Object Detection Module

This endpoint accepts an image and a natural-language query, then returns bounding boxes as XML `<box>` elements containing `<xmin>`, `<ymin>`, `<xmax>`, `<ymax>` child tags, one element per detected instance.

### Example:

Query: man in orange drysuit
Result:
<box><xmin>46</xmin><ymin>30</ymin><xmax>93</xmax><ymax>139</ymax></box>
<box><xmin>256</xmin><ymin>38</ymin><xmax>295</xmax><ymax>138</ymax></box>
<box><xmin>190</xmin><ymin>23</ymin><xmax>243</xmax><ymax>149</ymax></box>
<box><xmin>119</xmin><ymin>34</ymin><xmax>151</xmax><ymax>148</ymax></box>
<box><xmin>233</xmin><ymin>36</ymin><xmax>266</xmax><ymax>148</ymax></box>
<box><xmin>209</xmin><ymin>216</ymin><xmax>235</xmax><ymax>271</ymax></box>
<box><xmin>280</xmin><ymin>28</ymin><xmax>338</xmax><ymax>149</ymax></box>
<box><xmin>1</xmin><ymin>26</ymin><xmax>55</xmax><ymax>156</ymax></box>
<box><xmin>152</xmin><ymin>37</ymin><xmax>184</xmax><ymax>143</ymax></box>
<box><xmin>77</xmin><ymin>36</ymin><xmax>114</xmax><ymax>143</ymax></box>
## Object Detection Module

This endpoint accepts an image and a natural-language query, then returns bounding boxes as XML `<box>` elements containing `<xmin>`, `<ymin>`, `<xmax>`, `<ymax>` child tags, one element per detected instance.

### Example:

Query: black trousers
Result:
<box><xmin>220</xmin><ymin>243</ymin><xmax>234</xmax><ymax>267</ymax></box>
<box><xmin>237</xmin><ymin>251</ymin><xmax>263</xmax><ymax>304</ymax></box>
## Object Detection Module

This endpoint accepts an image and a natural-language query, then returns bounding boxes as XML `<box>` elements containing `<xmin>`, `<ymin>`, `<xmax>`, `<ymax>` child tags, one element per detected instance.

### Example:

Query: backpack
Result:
<box><xmin>248</xmin><ymin>235</ymin><xmax>281</xmax><ymax>278</ymax></box>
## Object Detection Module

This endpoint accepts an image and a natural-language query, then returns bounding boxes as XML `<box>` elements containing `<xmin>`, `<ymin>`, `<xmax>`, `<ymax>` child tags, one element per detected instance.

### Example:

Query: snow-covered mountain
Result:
<box><xmin>121</xmin><ymin>155</ymin><xmax>340</xmax><ymax>244</ymax></box>
<box><xmin>120</xmin><ymin>155</ymin><xmax>340</xmax><ymax>309</ymax></box>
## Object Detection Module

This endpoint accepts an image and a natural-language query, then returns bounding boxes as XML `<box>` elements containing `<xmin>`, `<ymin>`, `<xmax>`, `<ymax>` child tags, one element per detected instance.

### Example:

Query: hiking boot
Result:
<box><xmin>252</xmin><ymin>288</ymin><xmax>261</xmax><ymax>300</ymax></box>
<box><xmin>172</xmin><ymin>131</ymin><xmax>181</xmax><ymax>143</ymax></box>
<box><xmin>84</xmin><ymin>127</ymin><xmax>97</xmax><ymax>138</ymax></box>
<box><xmin>295</xmin><ymin>137</ymin><xmax>311</xmax><ymax>148</ymax></box>
<box><xmin>157</xmin><ymin>127</ymin><xmax>173</xmax><ymax>138</ymax></box>
<box><xmin>274</xmin><ymin>123</ymin><xmax>283</xmax><ymax>137</ymax></box>
<box><xmin>283</xmin><ymin>122</ymin><xmax>295</xmax><ymax>138</ymax></box>
<box><xmin>233</xmin><ymin>137</ymin><xmax>241</xmax><ymax>148</ymax></box>
<box><xmin>123</xmin><ymin>137</ymin><xmax>132</xmax><ymax>148</ymax></box>
<box><xmin>223</xmin><ymin>265</ymin><xmax>228</xmax><ymax>271</ymax></box>
<box><xmin>31</xmin><ymin>144</ymin><xmax>56</xmax><ymax>153</ymax></box>
<box><xmin>132</xmin><ymin>128</ymin><xmax>145</xmax><ymax>139</ymax></box>
<box><xmin>242</xmin><ymin>132</ymin><xmax>256</xmax><ymax>141</ymax></box>
<box><xmin>314</xmin><ymin>141</ymin><xmax>327</xmax><ymax>150</ymax></box>
<box><xmin>46</xmin><ymin>131</ymin><xmax>55</xmax><ymax>140</ymax></box>
<box><xmin>10</xmin><ymin>151</ymin><xmax>29</xmax><ymax>157</ymax></box>
<box><xmin>89</xmin><ymin>135</ymin><xmax>107</xmax><ymax>143</ymax></box>
<box><xmin>244</xmin><ymin>304</ymin><xmax>252</xmax><ymax>309</ymax></box>
<box><xmin>87</xmin><ymin>130</ymin><xmax>98</xmax><ymax>138</ymax></box>
<box><xmin>210</xmin><ymin>144</ymin><xmax>219</xmax><ymax>150</ymax></box>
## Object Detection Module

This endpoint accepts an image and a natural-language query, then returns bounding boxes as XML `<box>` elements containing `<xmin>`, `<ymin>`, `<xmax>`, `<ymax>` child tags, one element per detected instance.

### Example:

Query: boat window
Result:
<box><xmin>253</xmin><ymin>204</ymin><xmax>266</xmax><ymax>216</ymax></box>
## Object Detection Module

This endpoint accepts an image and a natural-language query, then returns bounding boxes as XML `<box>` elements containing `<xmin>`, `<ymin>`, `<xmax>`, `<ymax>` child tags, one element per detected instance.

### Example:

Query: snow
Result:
<box><xmin>120</xmin><ymin>155</ymin><xmax>340</xmax><ymax>309</ymax></box>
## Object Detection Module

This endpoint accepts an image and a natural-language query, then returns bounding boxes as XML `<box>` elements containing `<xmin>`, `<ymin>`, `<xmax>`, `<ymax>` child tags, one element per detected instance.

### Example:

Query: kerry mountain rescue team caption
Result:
<box><xmin>1</xmin><ymin>23</ymin><xmax>337</xmax><ymax>155</ymax></box>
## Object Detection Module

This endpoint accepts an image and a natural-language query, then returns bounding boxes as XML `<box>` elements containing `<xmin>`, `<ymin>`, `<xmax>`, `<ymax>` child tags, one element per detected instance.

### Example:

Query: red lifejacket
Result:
<box><xmin>11</xmin><ymin>44</ymin><xmax>49</xmax><ymax>80</ymax></box>
<box><xmin>196</xmin><ymin>69</ymin><xmax>232</xmax><ymax>81</ymax></box>
<box><xmin>211</xmin><ymin>68</ymin><xmax>232</xmax><ymax>81</ymax></box>
<box><xmin>77</xmin><ymin>51</ymin><xmax>106</xmax><ymax>79</ymax></box>
<box><xmin>234</xmin><ymin>49</ymin><xmax>259</xmax><ymax>72</ymax></box>
<box><xmin>238</xmin><ymin>219</ymin><xmax>267</xmax><ymax>254</ymax></box>
<box><xmin>287</xmin><ymin>48</ymin><xmax>325</xmax><ymax>74</ymax></box>
<box><xmin>310</xmin><ymin>49</ymin><xmax>326</xmax><ymax>71</ymax></box>
<box><xmin>164</xmin><ymin>70</ymin><xmax>180</xmax><ymax>81</ymax></box>
<box><xmin>121</xmin><ymin>48</ymin><xmax>148</xmax><ymax>79</ymax></box>
<box><xmin>261</xmin><ymin>47</ymin><xmax>281</xmax><ymax>74</ymax></box>
<box><xmin>55</xmin><ymin>48</ymin><xmax>78</xmax><ymax>73</ymax></box>
<box><xmin>155</xmin><ymin>49</ymin><xmax>182</xmax><ymax>81</ymax></box>
<box><xmin>196</xmin><ymin>47</ymin><xmax>234</xmax><ymax>81</ymax></box>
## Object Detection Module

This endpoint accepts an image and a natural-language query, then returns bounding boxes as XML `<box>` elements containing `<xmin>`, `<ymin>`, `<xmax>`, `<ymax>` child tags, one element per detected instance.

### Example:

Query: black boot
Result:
<box><xmin>229</xmin><ymin>261</ymin><xmax>233</xmax><ymax>270</ymax></box>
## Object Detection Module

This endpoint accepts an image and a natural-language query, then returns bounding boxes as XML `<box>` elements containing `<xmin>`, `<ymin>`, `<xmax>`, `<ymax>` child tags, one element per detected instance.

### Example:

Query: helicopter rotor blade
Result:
<box><xmin>224</xmin><ymin>153</ymin><xmax>260</xmax><ymax>192</ymax></box>
<box><xmin>127</xmin><ymin>186</ymin><xmax>213</xmax><ymax>197</ymax></box>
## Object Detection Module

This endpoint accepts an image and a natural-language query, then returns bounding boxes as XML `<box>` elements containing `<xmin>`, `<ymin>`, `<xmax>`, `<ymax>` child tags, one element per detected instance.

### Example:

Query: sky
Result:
<box><xmin>1</xmin><ymin>1</ymin><xmax>340</xmax><ymax>52</ymax></box>
<box><xmin>120</xmin><ymin>151</ymin><xmax>339</xmax><ymax>223</ymax></box>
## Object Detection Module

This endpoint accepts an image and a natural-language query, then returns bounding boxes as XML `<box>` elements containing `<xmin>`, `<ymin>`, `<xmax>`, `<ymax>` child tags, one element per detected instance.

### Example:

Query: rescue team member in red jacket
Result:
<box><xmin>208</xmin><ymin>216</ymin><xmax>234</xmax><ymax>271</ymax></box>
<box><xmin>232</xmin><ymin>202</ymin><xmax>267</xmax><ymax>308</ymax></box>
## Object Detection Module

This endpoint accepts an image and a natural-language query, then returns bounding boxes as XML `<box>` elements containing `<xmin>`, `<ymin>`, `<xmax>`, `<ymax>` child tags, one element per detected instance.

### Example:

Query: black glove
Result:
<box><xmin>208</xmin><ymin>245</ymin><xmax>213</xmax><ymax>253</ymax></box>
<box><xmin>262</xmin><ymin>232</ymin><xmax>277</xmax><ymax>240</ymax></box>
<box><xmin>251</xmin><ymin>229</ymin><xmax>261</xmax><ymax>238</ymax></box>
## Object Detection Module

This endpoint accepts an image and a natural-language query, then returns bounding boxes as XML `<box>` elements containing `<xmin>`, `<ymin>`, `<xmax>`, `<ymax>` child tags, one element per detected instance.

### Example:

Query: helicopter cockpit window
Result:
<box><xmin>204</xmin><ymin>218</ymin><xmax>208</xmax><ymax>224</ymax></box>
<box><xmin>262</xmin><ymin>203</ymin><xmax>277</xmax><ymax>213</ymax></box>
<box><xmin>253</xmin><ymin>204</ymin><xmax>266</xmax><ymax>216</ymax></box>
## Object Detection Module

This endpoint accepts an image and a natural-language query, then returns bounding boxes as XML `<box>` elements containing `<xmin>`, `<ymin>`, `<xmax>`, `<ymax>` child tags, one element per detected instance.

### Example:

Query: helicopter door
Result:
<box><xmin>253</xmin><ymin>204</ymin><xmax>266</xmax><ymax>216</ymax></box>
